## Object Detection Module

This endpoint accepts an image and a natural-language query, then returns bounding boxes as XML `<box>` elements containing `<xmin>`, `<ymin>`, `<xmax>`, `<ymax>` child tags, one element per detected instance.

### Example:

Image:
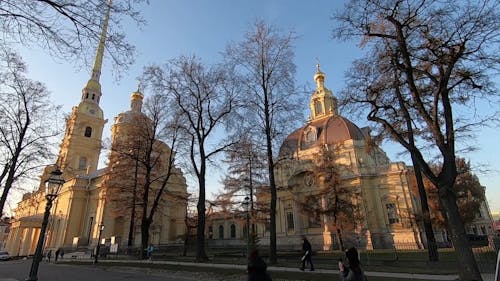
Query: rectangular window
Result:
<box><xmin>286</xmin><ymin>212</ymin><xmax>294</xmax><ymax>230</ymax></box>
<box><xmin>308</xmin><ymin>213</ymin><xmax>321</xmax><ymax>228</ymax></box>
<box><xmin>79</xmin><ymin>157</ymin><xmax>87</xmax><ymax>170</ymax></box>
<box><xmin>386</xmin><ymin>203</ymin><xmax>399</xmax><ymax>224</ymax></box>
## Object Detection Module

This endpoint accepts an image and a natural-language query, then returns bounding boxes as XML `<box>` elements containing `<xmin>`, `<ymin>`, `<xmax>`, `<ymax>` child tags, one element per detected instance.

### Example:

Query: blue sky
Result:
<box><xmin>14</xmin><ymin>0</ymin><xmax>500</xmax><ymax>212</ymax></box>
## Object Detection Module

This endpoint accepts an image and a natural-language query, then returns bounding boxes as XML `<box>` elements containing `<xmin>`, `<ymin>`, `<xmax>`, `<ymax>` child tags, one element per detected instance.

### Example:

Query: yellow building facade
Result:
<box><xmin>265</xmin><ymin>66</ymin><xmax>422</xmax><ymax>250</ymax></box>
<box><xmin>5</xmin><ymin>5</ymin><xmax>187</xmax><ymax>256</ymax></box>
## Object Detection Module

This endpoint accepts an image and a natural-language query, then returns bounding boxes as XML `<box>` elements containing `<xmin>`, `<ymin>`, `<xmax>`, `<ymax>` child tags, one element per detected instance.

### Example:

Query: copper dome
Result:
<box><xmin>279</xmin><ymin>115</ymin><xmax>366</xmax><ymax>157</ymax></box>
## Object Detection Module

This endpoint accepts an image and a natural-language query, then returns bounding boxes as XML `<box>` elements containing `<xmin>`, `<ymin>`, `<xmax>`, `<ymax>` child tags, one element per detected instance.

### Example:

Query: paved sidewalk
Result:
<box><xmin>95</xmin><ymin>259</ymin><xmax>495</xmax><ymax>281</ymax></box>
<box><xmin>3</xmin><ymin>257</ymin><xmax>493</xmax><ymax>281</ymax></box>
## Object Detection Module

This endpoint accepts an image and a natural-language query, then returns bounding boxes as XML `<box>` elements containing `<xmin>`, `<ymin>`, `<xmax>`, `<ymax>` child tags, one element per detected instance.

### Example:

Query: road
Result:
<box><xmin>0</xmin><ymin>259</ymin><xmax>240</xmax><ymax>281</ymax></box>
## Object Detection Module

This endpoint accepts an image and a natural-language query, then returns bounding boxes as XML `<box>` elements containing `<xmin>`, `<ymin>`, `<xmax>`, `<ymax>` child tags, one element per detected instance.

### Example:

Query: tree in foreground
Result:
<box><xmin>145</xmin><ymin>56</ymin><xmax>237</xmax><ymax>261</ymax></box>
<box><xmin>417</xmin><ymin>158</ymin><xmax>487</xmax><ymax>230</ymax></box>
<box><xmin>334</xmin><ymin>1</ymin><xmax>499</xmax><ymax>279</ymax></box>
<box><xmin>224</xmin><ymin>21</ymin><xmax>302</xmax><ymax>264</ymax></box>
<box><xmin>219</xmin><ymin>138</ymin><xmax>266</xmax><ymax>218</ymax></box>
<box><xmin>215</xmin><ymin>136</ymin><xmax>268</xmax><ymax>249</ymax></box>
<box><xmin>296</xmin><ymin>146</ymin><xmax>361</xmax><ymax>251</ymax></box>
<box><xmin>0</xmin><ymin>0</ymin><xmax>146</xmax><ymax>72</ymax></box>
<box><xmin>105</xmin><ymin>93</ymin><xmax>185</xmax><ymax>259</ymax></box>
<box><xmin>0</xmin><ymin>50</ymin><xmax>61</xmax><ymax>217</ymax></box>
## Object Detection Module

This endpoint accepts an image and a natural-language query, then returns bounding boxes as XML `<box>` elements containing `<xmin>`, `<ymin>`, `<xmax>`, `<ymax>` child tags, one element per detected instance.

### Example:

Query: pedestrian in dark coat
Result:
<box><xmin>300</xmin><ymin>236</ymin><xmax>314</xmax><ymax>271</ymax></box>
<box><xmin>55</xmin><ymin>248</ymin><xmax>60</xmax><ymax>263</ymax></box>
<box><xmin>339</xmin><ymin>247</ymin><xmax>368</xmax><ymax>281</ymax></box>
<box><xmin>247</xmin><ymin>250</ymin><xmax>272</xmax><ymax>281</ymax></box>
<box><xmin>46</xmin><ymin>250</ymin><xmax>52</xmax><ymax>262</ymax></box>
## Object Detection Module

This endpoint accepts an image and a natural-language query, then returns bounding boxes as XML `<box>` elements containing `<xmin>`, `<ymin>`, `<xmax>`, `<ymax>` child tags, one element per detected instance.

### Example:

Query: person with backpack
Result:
<box><xmin>339</xmin><ymin>247</ymin><xmax>368</xmax><ymax>281</ymax></box>
<box><xmin>247</xmin><ymin>249</ymin><xmax>272</xmax><ymax>281</ymax></box>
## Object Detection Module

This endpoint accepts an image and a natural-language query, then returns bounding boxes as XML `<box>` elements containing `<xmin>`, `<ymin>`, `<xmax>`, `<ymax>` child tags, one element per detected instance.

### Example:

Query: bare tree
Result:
<box><xmin>0</xmin><ymin>0</ymin><xmax>146</xmax><ymax>72</ymax></box>
<box><xmin>0</xmin><ymin>50</ymin><xmax>61</xmax><ymax>217</ymax></box>
<box><xmin>105</xmin><ymin>93</ymin><xmax>185</xmax><ymax>259</ymax></box>
<box><xmin>144</xmin><ymin>55</ymin><xmax>237</xmax><ymax>262</ymax></box>
<box><xmin>295</xmin><ymin>145</ymin><xmax>361</xmax><ymax>251</ymax></box>
<box><xmin>182</xmin><ymin>194</ymin><xmax>198</xmax><ymax>257</ymax></box>
<box><xmin>104</xmin><ymin>132</ymin><xmax>142</xmax><ymax>247</ymax></box>
<box><xmin>223</xmin><ymin>20</ymin><xmax>302</xmax><ymax>264</ymax></box>
<box><xmin>334</xmin><ymin>1</ymin><xmax>499</xmax><ymax>279</ymax></box>
<box><xmin>218</xmin><ymin>137</ymin><xmax>267</xmax><ymax>218</ymax></box>
<box><xmin>415</xmin><ymin>158</ymin><xmax>486</xmax><ymax>229</ymax></box>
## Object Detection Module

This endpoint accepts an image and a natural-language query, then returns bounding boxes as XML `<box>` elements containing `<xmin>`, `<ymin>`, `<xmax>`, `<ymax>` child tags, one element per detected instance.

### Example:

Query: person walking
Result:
<box><xmin>338</xmin><ymin>247</ymin><xmax>368</xmax><ymax>281</ymax></box>
<box><xmin>146</xmin><ymin>244</ymin><xmax>154</xmax><ymax>261</ymax></box>
<box><xmin>247</xmin><ymin>250</ymin><xmax>272</xmax><ymax>281</ymax></box>
<box><xmin>300</xmin><ymin>236</ymin><xmax>314</xmax><ymax>271</ymax></box>
<box><xmin>54</xmin><ymin>248</ymin><xmax>60</xmax><ymax>263</ymax></box>
<box><xmin>46</xmin><ymin>250</ymin><xmax>52</xmax><ymax>263</ymax></box>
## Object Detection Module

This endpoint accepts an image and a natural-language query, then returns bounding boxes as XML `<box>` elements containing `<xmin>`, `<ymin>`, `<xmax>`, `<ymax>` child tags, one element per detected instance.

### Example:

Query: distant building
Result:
<box><xmin>0</xmin><ymin>217</ymin><xmax>11</xmax><ymax>250</ymax></box>
<box><xmin>206</xmin><ymin>212</ymin><xmax>247</xmax><ymax>247</ymax></box>
<box><xmin>5</xmin><ymin>5</ymin><xmax>187</xmax><ymax>256</ymax></box>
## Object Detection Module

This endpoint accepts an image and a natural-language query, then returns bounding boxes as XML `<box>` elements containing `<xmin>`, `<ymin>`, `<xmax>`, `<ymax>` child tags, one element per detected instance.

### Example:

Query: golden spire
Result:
<box><xmin>310</xmin><ymin>63</ymin><xmax>338</xmax><ymax>119</ymax></box>
<box><xmin>82</xmin><ymin>0</ymin><xmax>112</xmax><ymax>103</ymax></box>
<box><xmin>314</xmin><ymin>59</ymin><xmax>325</xmax><ymax>89</ymax></box>
<box><xmin>131</xmin><ymin>82</ymin><xmax>144</xmax><ymax>113</ymax></box>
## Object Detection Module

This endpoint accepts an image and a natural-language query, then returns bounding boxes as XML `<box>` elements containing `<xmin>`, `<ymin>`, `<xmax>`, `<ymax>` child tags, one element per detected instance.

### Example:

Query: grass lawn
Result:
<box><xmin>65</xmin><ymin>247</ymin><xmax>495</xmax><ymax>280</ymax></box>
<box><xmin>65</xmin><ymin>261</ymin><xmax>451</xmax><ymax>281</ymax></box>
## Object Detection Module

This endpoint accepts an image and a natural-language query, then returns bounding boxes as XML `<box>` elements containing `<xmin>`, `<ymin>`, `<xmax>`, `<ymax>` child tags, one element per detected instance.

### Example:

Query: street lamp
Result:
<box><xmin>243</xmin><ymin>196</ymin><xmax>250</xmax><ymax>255</ymax></box>
<box><xmin>93</xmin><ymin>224</ymin><xmax>105</xmax><ymax>264</ymax></box>
<box><xmin>26</xmin><ymin>168</ymin><xmax>65</xmax><ymax>281</ymax></box>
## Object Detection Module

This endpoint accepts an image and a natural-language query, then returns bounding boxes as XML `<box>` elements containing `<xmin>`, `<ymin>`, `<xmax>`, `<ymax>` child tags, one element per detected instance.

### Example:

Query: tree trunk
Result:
<box><xmin>196</xmin><ymin>174</ymin><xmax>208</xmax><ymax>262</ymax></box>
<box><xmin>439</xmin><ymin>183</ymin><xmax>482</xmax><ymax>281</ymax></box>
<box><xmin>412</xmin><ymin>160</ymin><xmax>439</xmax><ymax>262</ymax></box>
<box><xmin>128</xmin><ymin>159</ymin><xmax>139</xmax><ymax>248</ymax></box>
<box><xmin>140</xmin><ymin>218</ymin><xmax>150</xmax><ymax>259</ymax></box>
<box><xmin>0</xmin><ymin>135</ymin><xmax>24</xmax><ymax>216</ymax></box>
<box><xmin>265</xmin><ymin>126</ymin><xmax>277</xmax><ymax>264</ymax></box>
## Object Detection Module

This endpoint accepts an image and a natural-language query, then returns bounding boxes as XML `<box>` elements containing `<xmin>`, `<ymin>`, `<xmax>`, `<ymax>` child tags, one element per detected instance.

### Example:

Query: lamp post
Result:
<box><xmin>243</xmin><ymin>196</ymin><xmax>250</xmax><ymax>255</ymax></box>
<box><xmin>26</xmin><ymin>168</ymin><xmax>65</xmax><ymax>281</ymax></box>
<box><xmin>93</xmin><ymin>224</ymin><xmax>105</xmax><ymax>264</ymax></box>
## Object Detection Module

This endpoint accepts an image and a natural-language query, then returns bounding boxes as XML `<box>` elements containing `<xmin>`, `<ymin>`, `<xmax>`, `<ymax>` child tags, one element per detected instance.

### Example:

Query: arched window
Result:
<box><xmin>78</xmin><ymin>157</ymin><xmax>87</xmax><ymax>170</ymax></box>
<box><xmin>230</xmin><ymin>224</ymin><xmax>236</xmax><ymax>238</ymax></box>
<box><xmin>385</xmin><ymin>203</ymin><xmax>399</xmax><ymax>224</ymax></box>
<box><xmin>314</xmin><ymin>100</ymin><xmax>323</xmax><ymax>115</ymax></box>
<box><xmin>286</xmin><ymin>212</ymin><xmax>294</xmax><ymax>230</ymax></box>
<box><xmin>84</xmin><ymin>126</ymin><xmax>92</xmax><ymax>137</ymax></box>
<box><xmin>218</xmin><ymin>225</ymin><xmax>224</xmax><ymax>239</ymax></box>
<box><xmin>208</xmin><ymin>226</ymin><xmax>213</xmax><ymax>239</ymax></box>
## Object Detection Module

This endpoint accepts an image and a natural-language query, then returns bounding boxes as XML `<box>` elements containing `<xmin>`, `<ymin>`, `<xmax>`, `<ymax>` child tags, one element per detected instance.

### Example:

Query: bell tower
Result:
<box><xmin>309</xmin><ymin>64</ymin><xmax>338</xmax><ymax>121</ymax></box>
<box><xmin>56</xmin><ymin>0</ymin><xmax>112</xmax><ymax>177</ymax></box>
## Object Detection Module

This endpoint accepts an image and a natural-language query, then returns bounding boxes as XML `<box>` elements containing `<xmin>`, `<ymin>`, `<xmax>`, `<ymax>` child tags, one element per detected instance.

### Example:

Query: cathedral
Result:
<box><xmin>5</xmin><ymin>4</ymin><xmax>187</xmax><ymax>256</ymax></box>
<box><xmin>263</xmin><ymin>65</ymin><xmax>423</xmax><ymax>250</ymax></box>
